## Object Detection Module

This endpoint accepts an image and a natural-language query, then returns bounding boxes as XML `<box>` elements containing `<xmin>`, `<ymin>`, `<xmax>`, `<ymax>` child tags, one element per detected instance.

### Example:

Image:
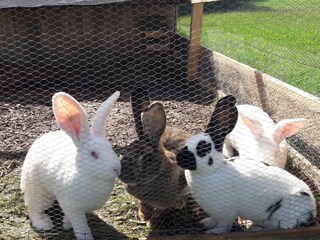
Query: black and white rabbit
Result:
<box><xmin>176</xmin><ymin>95</ymin><xmax>316</xmax><ymax>233</ymax></box>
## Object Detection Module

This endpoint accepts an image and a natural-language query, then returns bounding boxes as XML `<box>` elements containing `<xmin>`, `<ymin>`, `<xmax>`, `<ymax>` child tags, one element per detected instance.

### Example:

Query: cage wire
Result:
<box><xmin>0</xmin><ymin>0</ymin><xmax>319</xmax><ymax>239</ymax></box>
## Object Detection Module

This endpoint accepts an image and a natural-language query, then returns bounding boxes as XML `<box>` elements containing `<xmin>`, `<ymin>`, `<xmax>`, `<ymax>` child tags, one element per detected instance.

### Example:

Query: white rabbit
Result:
<box><xmin>176</xmin><ymin>95</ymin><xmax>316</xmax><ymax>234</ymax></box>
<box><xmin>20</xmin><ymin>91</ymin><xmax>121</xmax><ymax>240</ymax></box>
<box><xmin>223</xmin><ymin>104</ymin><xmax>307</xmax><ymax>168</ymax></box>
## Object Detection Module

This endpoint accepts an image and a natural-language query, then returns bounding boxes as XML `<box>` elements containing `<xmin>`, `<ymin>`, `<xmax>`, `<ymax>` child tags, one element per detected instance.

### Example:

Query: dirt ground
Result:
<box><xmin>1</xmin><ymin>87</ymin><xmax>319</xmax><ymax>239</ymax></box>
<box><xmin>0</xmin><ymin>88</ymin><xmax>216</xmax><ymax>239</ymax></box>
<box><xmin>0</xmin><ymin>88</ymin><xmax>215</xmax><ymax>178</ymax></box>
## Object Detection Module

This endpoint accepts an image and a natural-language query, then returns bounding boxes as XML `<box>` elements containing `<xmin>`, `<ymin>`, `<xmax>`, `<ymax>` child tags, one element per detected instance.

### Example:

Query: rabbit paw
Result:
<box><xmin>137</xmin><ymin>202</ymin><xmax>154</xmax><ymax>222</ymax></box>
<box><xmin>205</xmin><ymin>224</ymin><xmax>231</xmax><ymax>234</ymax></box>
<box><xmin>247</xmin><ymin>226</ymin><xmax>265</xmax><ymax>232</ymax></box>
<box><xmin>63</xmin><ymin>216</ymin><xmax>72</xmax><ymax>230</ymax></box>
<box><xmin>205</xmin><ymin>227</ymin><xmax>228</xmax><ymax>234</ymax></box>
<box><xmin>74</xmin><ymin>232</ymin><xmax>94</xmax><ymax>240</ymax></box>
<box><xmin>176</xmin><ymin>195</ymin><xmax>187</xmax><ymax>209</ymax></box>
<box><xmin>200</xmin><ymin>217</ymin><xmax>216</xmax><ymax>229</ymax></box>
<box><xmin>31</xmin><ymin>213</ymin><xmax>54</xmax><ymax>231</ymax></box>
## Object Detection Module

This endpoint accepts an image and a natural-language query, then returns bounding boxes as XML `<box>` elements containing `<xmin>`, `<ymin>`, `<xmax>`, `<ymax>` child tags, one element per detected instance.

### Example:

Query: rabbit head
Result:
<box><xmin>224</xmin><ymin>104</ymin><xmax>308</xmax><ymax>168</ymax></box>
<box><xmin>119</xmin><ymin>86</ymin><xmax>165</xmax><ymax>186</ymax></box>
<box><xmin>177</xmin><ymin>95</ymin><xmax>238</xmax><ymax>173</ymax></box>
<box><xmin>120</xmin><ymin>102</ymin><xmax>169</xmax><ymax>186</ymax></box>
<box><xmin>52</xmin><ymin>92</ymin><xmax>121</xmax><ymax>179</ymax></box>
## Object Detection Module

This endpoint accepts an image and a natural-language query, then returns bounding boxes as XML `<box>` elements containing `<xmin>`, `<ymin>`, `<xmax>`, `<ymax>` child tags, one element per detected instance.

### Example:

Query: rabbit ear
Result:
<box><xmin>131</xmin><ymin>86</ymin><xmax>151</xmax><ymax>139</ymax></box>
<box><xmin>52</xmin><ymin>92</ymin><xmax>90</xmax><ymax>144</ymax></box>
<box><xmin>141</xmin><ymin>102</ymin><xmax>166</xmax><ymax>143</ymax></box>
<box><xmin>274</xmin><ymin>118</ymin><xmax>308</xmax><ymax>143</ymax></box>
<box><xmin>239</xmin><ymin>111</ymin><xmax>264</xmax><ymax>137</ymax></box>
<box><xmin>205</xmin><ymin>95</ymin><xmax>238</xmax><ymax>152</ymax></box>
<box><xmin>91</xmin><ymin>91</ymin><xmax>120</xmax><ymax>137</ymax></box>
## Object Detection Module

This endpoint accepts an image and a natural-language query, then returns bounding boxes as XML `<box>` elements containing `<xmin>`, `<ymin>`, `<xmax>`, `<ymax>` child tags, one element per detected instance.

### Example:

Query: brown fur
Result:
<box><xmin>119</xmin><ymin>101</ymin><xmax>191</xmax><ymax>225</ymax></box>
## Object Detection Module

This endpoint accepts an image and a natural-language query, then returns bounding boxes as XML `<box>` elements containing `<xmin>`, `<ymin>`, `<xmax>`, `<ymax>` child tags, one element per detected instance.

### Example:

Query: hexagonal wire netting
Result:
<box><xmin>0</xmin><ymin>0</ymin><xmax>319</xmax><ymax>239</ymax></box>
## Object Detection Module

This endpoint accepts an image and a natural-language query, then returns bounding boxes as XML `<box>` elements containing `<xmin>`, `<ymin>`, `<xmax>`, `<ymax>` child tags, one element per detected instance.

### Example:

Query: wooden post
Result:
<box><xmin>187</xmin><ymin>2</ymin><xmax>204</xmax><ymax>80</ymax></box>
<box><xmin>254</xmin><ymin>70</ymin><xmax>271</xmax><ymax>115</ymax></box>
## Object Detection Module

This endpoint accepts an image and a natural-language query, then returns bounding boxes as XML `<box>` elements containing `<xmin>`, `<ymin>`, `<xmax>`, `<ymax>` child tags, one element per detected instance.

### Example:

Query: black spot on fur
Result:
<box><xmin>266</xmin><ymin>199</ymin><xmax>283</xmax><ymax>220</ymax></box>
<box><xmin>177</xmin><ymin>146</ymin><xmax>197</xmax><ymax>171</ymax></box>
<box><xmin>208</xmin><ymin>157</ymin><xmax>213</xmax><ymax>166</ymax></box>
<box><xmin>261</xmin><ymin>161</ymin><xmax>270</xmax><ymax>166</ymax></box>
<box><xmin>196</xmin><ymin>140</ymin><xmax>212</xmax><ymax>157</ymax></box>
<box><xmin>299</xmin><ymin>191</ymin><xmax>310</xmax><ymax>197</ymax></box>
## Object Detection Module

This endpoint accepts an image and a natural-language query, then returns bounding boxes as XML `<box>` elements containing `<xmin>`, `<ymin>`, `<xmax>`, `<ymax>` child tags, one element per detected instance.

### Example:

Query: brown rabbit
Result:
<box><xmin>119</xmin><ymin>86</ymin><xmax>190</xmax><ymax>225</ymax></box>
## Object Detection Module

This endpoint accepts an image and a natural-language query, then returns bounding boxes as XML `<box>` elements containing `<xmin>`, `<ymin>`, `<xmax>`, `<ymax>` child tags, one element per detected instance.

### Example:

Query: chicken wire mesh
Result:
<box><xmin>0</xmin><ymin>0</ymin><xmax>319</xmax><ymax>239</ymax></box>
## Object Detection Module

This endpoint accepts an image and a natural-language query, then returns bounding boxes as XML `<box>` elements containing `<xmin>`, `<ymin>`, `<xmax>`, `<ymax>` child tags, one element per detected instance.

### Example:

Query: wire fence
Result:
<box><xmin>0</xmin><ymin>0</ymin><xmax>319</xmax><ymax>239</ymax></box>
<box><xmin>178</xmin><ymin>0</ymin><xmax>320</xmax><ymax>96</ymax></box>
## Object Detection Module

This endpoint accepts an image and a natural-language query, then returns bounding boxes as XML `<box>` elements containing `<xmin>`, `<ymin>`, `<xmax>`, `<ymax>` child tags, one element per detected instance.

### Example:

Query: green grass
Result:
<box><xmin>178</xmin><ymin>0</ymin><xmax>320</xmax><ymax>96</ymax></box>
<box><xmin>251</xmin><ymin>0</ymin><xmax>318</xmax><ymax>10</ymax></box>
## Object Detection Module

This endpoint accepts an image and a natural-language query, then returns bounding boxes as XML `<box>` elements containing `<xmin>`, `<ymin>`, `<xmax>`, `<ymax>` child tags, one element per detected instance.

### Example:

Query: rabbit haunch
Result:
<box><xmin>21</xmin><ymin>91</ymin><xmax>121</xmax><ymax>240</ymax></box>
<box><xmin>224</xmin><ymin>104</ymin><xmax>307</xmax><ymax>169</ymax></box>
<box><xmin>176</xmin><ymin>95</ymin><xmax>316</xmax><ymax>234</ymax></box>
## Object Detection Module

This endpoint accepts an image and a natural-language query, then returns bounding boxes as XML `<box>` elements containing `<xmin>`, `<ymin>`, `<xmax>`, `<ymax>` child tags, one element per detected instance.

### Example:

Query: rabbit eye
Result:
<box><xmin>196</xmin><ymin>140</ymin><xmax>212</xmax><ymax>157</ymax></box>
<box><xmin>91</xmin><ymin>151</ymin><xmax>99</xmax><ymax>159</ymax></box>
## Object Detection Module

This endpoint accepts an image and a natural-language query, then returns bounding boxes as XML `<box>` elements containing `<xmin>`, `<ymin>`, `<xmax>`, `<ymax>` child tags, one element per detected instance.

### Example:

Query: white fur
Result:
<box><xmin>177</xmin><ymin>96</ymin><xmax>316</xmax><ymax>234</ymax></box>
<box><xmin>223</xmin><ymin>104</ymin><xmax>308</xmax><ymax>168</ymax></box>
<box><xmin>183</xmin><ymin>133</ymin><xmax>316</xmax><ymax>234</ymax></box>
<box><xmin>20</xmin><ymin>91</ymin><xmax>121</xmax><ymax>240</ymax></box>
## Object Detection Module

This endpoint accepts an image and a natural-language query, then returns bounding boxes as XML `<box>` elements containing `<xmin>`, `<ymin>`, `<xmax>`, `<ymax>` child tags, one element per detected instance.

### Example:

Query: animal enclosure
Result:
<box><xmin>0</xmin><ymin>0</ymin><xmax>319</xmax><ymax>239</ymax></box>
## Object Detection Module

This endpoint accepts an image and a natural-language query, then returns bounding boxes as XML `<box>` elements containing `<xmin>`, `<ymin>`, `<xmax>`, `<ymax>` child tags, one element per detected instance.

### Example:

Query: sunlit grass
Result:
<box><xmin>178</xmin><ymin>0</ymin><xmax>320</xmax><ymax>96</ymax></box>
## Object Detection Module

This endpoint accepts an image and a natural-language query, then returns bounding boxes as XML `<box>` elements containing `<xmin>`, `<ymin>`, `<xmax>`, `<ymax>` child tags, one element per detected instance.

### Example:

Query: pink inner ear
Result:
<box><xmin>279</xmin><ymin>126</ymin><xmax>289</xmax><ymax>142</ymax></box>
<box><xmin>240</xmin><ymin>113</ymin><xmax>263</xmax><ymax>137</ymax></box>
<box><xmin>277</xmin><ymin>120</ymin><xmax>306</xmax><ymax>142</ymax></box>
<box><xmin>279</xmin><ymin>124</ymin><xmax>298</xmax><ymax>142</ymax></box>
<box><xmin>241</xmin><ymin>115</ymin><xmax>255</xmax><ymax>130</ymax></box>
<box><xmin>54</xmin><ymin>95</ymin><xmax>83</xmax><ymax>140</ymax></box>
<box><xmin>63</xmin><ymin>115</ymin><xmax>82</xmax><ymax>140</ymax></box>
